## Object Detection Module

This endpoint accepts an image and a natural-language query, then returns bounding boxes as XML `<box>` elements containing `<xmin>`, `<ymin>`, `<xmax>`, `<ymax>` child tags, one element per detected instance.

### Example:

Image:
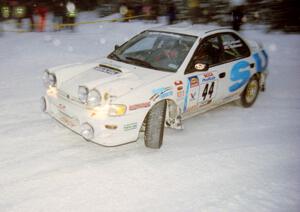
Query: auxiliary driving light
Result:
<box><xmin>80</xmin><ymin>123</ymin><xmax>94</xmax><ymax>140</ymax></box>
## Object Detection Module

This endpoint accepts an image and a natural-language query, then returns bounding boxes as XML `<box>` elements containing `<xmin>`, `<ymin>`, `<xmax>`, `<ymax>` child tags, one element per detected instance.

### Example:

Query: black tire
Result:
<box><xmin>240</xmin><ymin>76</ymin><xmax>260</xmax><ymax>108</ymax></box>
<box><xmin>144</xmin><ymin>100</ymin><xmax>167</xmax><ymax>149</ymax></box>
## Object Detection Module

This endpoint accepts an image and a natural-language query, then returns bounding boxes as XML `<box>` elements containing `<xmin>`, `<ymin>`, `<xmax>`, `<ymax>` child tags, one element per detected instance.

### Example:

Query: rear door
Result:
<box><xmin>214</xmin><ymin>32</ymin><xmax>253</xmax><ymax>101</ymax></box>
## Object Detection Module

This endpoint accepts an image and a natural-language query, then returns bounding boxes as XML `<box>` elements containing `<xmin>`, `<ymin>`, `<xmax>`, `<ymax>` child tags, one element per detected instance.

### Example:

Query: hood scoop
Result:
<box><xmin>94</xmin><ymin>65</ymin><xmax>122</xmax><ymax>75</ymax></box>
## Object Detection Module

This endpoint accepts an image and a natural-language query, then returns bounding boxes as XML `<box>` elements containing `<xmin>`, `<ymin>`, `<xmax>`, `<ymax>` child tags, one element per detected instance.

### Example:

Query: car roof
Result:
<box><xmin>149</xmin><ymin>24</ymin><xmax>237</xmax><ymax>38</ymax></box>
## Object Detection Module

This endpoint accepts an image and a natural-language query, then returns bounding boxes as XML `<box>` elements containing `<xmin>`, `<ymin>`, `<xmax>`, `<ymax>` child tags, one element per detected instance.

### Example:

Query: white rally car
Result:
<box><xmin>41</xmin><ymin>25</ymin><xmax>268</xmax><ymax>148</ymax></box>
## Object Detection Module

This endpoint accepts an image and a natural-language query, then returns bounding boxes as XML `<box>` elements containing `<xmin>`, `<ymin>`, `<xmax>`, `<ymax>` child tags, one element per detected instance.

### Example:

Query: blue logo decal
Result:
<box><xmin>229</xmin><ymin>61</ymin><xmax>251</xmax><ymax>92</ymax></box>
<box><xmin>229</xmin><ymin>50</ymin><xmax>268</xmax><ymax>93</ymax></box>
<box><xmin>152</xmin><ymin>87</ymin><xmax>173</xmax><ymax>99</ymax></box>
<box><xmin>253</xmin><ymin>50</ymin><xmax>268</xmax><ymax>73</ymax></box>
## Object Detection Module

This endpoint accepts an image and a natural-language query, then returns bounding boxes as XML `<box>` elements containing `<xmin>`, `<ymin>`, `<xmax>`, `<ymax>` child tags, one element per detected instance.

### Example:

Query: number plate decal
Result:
<box><xmin>199</xmin><ymin>72</ymin><xmax>217</xmax><ymax>105</ymax></box>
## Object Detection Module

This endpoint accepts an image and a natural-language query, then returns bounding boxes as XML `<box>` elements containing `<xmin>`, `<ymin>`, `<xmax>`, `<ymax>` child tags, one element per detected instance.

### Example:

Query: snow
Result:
<box><xmin>1</xmin><ymin>12</ymin><xmax>300</xmax><ymax>212</ymax></box>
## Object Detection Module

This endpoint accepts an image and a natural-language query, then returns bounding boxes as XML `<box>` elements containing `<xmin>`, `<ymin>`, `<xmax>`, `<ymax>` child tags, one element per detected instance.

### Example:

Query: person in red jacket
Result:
<box><xmin>35</xmin><ymin>3</ymin><xmax>48</xmax><ymax>32</ymax></box>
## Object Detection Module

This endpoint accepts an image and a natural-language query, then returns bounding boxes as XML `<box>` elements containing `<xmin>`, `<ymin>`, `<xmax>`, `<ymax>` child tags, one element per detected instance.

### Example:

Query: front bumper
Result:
<box><xmin>42</xmin><ymin>92</ymin><xmax>142</xmax><ymax>146</ymax></box>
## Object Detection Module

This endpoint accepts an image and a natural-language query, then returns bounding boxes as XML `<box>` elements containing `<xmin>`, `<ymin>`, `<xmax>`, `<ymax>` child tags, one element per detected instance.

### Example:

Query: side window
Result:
<box><xmin>185</xmin><ymin>35</ymin><xmax>221</xmax><ymax>74</ymax></box>
<box><xmin>196</xmin><ymin>36</ymin><xmax>221</xmax><ymax>65</ymax></box>
<box><xmin>220</xmin><ymin>33</ymin><xmax>250</xmax><ymax>62</ymax></box>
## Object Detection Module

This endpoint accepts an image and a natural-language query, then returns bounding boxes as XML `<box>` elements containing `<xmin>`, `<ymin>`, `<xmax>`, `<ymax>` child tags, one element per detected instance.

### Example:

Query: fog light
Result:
<box><xmin>80</xmin><ymin>123</ymin><xmax>94</xmax><ymax>140</ymax></box>
<box><xmin>40</xmin><ymin>97</ymin><xmax>47</xmax><ymax>112</ymax></box>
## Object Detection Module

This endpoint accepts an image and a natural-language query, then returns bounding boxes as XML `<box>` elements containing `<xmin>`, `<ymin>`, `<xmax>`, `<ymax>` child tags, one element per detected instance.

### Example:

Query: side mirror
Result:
<box><xmin>194</xmin><ymin>61</ymin><xmax>208</xmax><ymax>72</ymax></box>
<box><xmin>114</xmin><ymin>45</ymin><xmax>120</xmax><ymax>50</ymax></box>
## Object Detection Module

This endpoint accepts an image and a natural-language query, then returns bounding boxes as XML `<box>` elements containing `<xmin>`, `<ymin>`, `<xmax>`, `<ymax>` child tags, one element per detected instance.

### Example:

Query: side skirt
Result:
<box><xmin>181</xmin><ymin>96</ymin><xmax>241</xmax><ymax>121</ymax></box>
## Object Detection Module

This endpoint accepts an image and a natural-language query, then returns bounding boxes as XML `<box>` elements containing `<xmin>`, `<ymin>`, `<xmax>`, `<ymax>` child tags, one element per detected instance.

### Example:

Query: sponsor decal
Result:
<box><xmin>177</xmin><ymin>86</ymin><xmax>184</xmax><ymax>98</ymax></box>
<box><xmin>174</xmin><ymin>80</ymin><xmax>184</xmax><ymax>98</ymax></box>
<box><xmin>223</xmin><ymin>40</ymin><xmax>243</xmax><ymax>50</ymax></box>
<box><xmin>195</xmin><ymin>63</ymin><xmax>206</xmax><ymax>70</ymax></box>
<box><xmin>177</xmin><ymin>85</ymin><xmax>183</xmax><ymax>91</ymax></box>
<box><xmin>186</xmin><ymin>99</ymin><xmax>212</xmax><ymax>114</ymax></box>
<box><xmin>124</xmin><ymin>123</ymin><xmax>137</xmax><ymax>131</ymax></box>
<box><xmin>60</xmin><ymin>116</ymin><xmax>76</xmax><ymax>127</ymax></box>
<box><xmin>174</xmin><ymin>80</ymin><xmax>183</xmax><ymax>86</ymax></box>
<box><xmin>184</xmin><ymin>76</ymin><xmax>200</xmax><ymax>112</ymax></box>
<box><xmin>58</xmin><ymin>111</ymin><xmax>78</xmax><ymax>127</ymax></box>
<box><xmin>190</xmin><ymin>76</ymin><xmax>199</xmax><ymax>88</ymax></box>
<box><xmin>129</xmin><ymin>102</ymin><xmax>151</xmax><ymax>111</ymax></box>
<box><xmin>201</xmin><ymin>72</ymin><xmax>216</xmax><ymax>83</ymax></box>
<box><xmin>177</xmin><ymin>92</ymin><xmax>184</xmax><ymax>98</ymax></box>
<box><xmin>95</xmin><ymin>66</ymin><xmax>120</xmax><ymax>75</ymax></box>
<box><xmin>150</xmin><ymin>86</ymin><xmax>173</xmax><ymax>101</ymax></box>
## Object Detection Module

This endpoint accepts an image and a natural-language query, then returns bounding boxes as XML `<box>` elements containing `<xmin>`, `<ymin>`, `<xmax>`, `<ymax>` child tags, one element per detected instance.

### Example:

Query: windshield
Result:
<box><xmin>108</xmin><ymin>31</ymin><xmax>197</xmax><ymax>72</ymax></box>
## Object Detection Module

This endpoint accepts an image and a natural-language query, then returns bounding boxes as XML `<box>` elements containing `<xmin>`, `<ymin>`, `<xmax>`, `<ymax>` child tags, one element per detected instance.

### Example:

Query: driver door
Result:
<box><xmin>181</xmin><ymin>34</ymin><xmax>225</xmax><ymax>115</ymax></box>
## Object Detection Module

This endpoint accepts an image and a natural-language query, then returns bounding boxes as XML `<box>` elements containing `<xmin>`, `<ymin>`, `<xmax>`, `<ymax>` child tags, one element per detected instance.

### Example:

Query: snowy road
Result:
<box><xmin>1</xmin><ymin>14</ymin><xmax>300</xmax><ymax>211</ymax></box>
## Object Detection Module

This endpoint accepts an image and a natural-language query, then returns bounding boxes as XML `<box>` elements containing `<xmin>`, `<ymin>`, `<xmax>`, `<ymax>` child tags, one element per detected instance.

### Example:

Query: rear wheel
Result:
<box><xmin>144</xmin><ymin>100</ymin><xmax>167</xmax><ymax>149</ymax></box>
<box><xmin>240</xmin><ymin>76</ymin><xmax>259</xmax><ymax>107</ymax></box>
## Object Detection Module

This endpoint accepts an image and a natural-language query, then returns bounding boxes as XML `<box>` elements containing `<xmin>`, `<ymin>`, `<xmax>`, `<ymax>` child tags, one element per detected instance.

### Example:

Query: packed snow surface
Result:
<box><xmin>1</xmin><ymin>12</ymin><xmax>300</xmax><ymax>212</ymax></box>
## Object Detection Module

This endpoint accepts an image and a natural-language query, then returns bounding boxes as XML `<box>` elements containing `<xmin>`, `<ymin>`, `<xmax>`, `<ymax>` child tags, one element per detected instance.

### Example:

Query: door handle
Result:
<box><xmin>219</xmin><ymin>72</ymin><xmax>226</xmax><ymax>78</ymax></box>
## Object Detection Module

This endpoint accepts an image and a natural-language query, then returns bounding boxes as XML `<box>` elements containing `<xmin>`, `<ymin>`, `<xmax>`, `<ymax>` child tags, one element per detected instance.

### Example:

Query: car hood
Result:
<box><xmin>59</xmin><ymin>58</ymin><xmax>172</xmax><ymax>99</ymax></box>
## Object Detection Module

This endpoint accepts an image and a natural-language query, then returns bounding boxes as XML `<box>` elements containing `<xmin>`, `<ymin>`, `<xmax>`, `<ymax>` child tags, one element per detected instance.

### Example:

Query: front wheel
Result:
<box><xmin>240</xmin><ymin>76</ymin><xmax>260</xmax><ymax>107</ymax></box>
<box><xmin>144</xmin><ymin>100</ymin><xmax>167</xmax><ymax>149</ymax></box>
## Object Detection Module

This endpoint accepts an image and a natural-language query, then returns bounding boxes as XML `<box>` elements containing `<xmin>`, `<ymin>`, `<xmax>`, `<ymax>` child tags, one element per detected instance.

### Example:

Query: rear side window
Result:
<box><xmin>220</xmin><ymin>33</ymin><xmax>250</xmax><ymax>62</ymax></box>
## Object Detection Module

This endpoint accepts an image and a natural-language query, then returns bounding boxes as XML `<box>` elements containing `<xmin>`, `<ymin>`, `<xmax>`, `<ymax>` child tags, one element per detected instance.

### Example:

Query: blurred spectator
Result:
<box><xmin>119</xmin><ymin>3</ymin><xmax>128</xmax><ymax>18</ymax></box>
<box><xmin>98</xmin><ymin>1</ymin><xmax>117</xmax><ymax>18</ymax></box>
<box><xmin>0</xmin><ymin>1</ymin><xmax>9</xmax><ymax>35</ymax></box>
<box><xmin>132</xmin><ymin>1</ymin><xmax>143</xmax><ymax>17</ymax></box>
<box><xmin>64</xmin><ymin>1</ymin><xmax>77</xmax><ymax>30</ymax></box>
<box><xmin>142</xmin><ymin>3</ymin><xmax>152</xmax><ymax>20</ymax></box>
<box><xmin>232</xmin><ymin>6</ymin><xmax>244</xmax><ymax>31</ymax></box>
<box><xmin>35</xmin><ymin>3</ymin><xmax>48</xmax><ymax>32</ymax></box>
<box><xmin>53</xmin><ymin>0</ymin><xmax>64</xmax><ymax>31</ymax></box>
<box><xmin>26</xmin><ymin>1</ymin><xmax>35</xmax><ymax>31</ymax></box>
<box><xmin>167</xmin><ymin>1</ymin><xmax>176</xmax><ymax>25</ymax></box>
<box><xmin>12</xmin><ymin>1</ymin><xmax>27</xmax><ymax>29</ymax></box>
<box><xmin>187</xmin><ymin>0</ymin><xmax>199</xmax><ymax>24</ymax></box>
<box><xmin>1</xmin><ymin>1</ymin><xmax>11</xmax><ymax>20</ymax></box>
<box><xmin>0</xmin><ymin>3</ymin><xmax>5</xmax><ymax>35</ymax></box>
<box><xmin>151</xmin><ymin>0</ymin><xmax>159</xmax><ymax>22</ymax></box>
<box><xmin>119</xmin><ymin>0</ymin><xmax>133</xmax><ymax>21</ymax></box>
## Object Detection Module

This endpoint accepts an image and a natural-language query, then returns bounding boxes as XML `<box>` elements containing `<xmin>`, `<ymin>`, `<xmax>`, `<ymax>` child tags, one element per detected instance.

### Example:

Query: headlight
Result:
<box><xmin>78</xmin><ymin>86</ymin><xmax>88</xmax><ymax>103</ymax></box>
<box><xmin>87</xmin><ymin>89</ymin><xmax>101</xmax><ymax>107</ymax></box>
<box><xmin>43</xmin><ymin>71</ymin><xmax>56</xmax><ymax>87</ymax></box>
<box><xmin>108</xmin><ymin>104</ymin><xmax>127</xmax><ymax>116</ymax></box>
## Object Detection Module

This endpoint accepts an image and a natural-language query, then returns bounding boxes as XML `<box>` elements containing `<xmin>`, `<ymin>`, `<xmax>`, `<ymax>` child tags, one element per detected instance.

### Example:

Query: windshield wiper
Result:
<box><xmin>125</xmin><ymin>56</ymin><xmax>155</xmax><ymax>69</ymax></box>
